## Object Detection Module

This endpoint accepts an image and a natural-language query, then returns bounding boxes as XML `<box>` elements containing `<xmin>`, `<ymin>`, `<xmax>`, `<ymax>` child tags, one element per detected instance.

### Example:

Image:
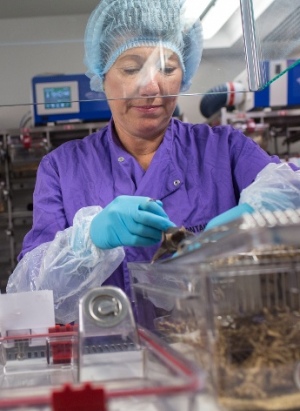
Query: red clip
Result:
<box><xmin>48</xmin><ymin>324</ymin><xmax>78</xmax><ymax>364</ymax></box>
<box><xmin>48</xmin><ymin>324</ymin><xmax>78</xmax><ymax>333</ymax></box>
<box><xmin>246</xmin><ymin>118</ymin><xmax>256</xmax><ymax>133</ymax></box>
<box><xmin>21</xmin><ymin>128</ymin><xmax>32</xmax><ymax>149</ymax></box>
<box><xmin>52</xmin><ymin>383</ymin><xmax>107</xmax><ymax>411</ymax></box>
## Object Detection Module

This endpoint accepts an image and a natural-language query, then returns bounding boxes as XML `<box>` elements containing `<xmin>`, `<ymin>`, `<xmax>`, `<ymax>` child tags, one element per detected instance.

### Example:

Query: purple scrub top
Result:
<box><xmin>19</xmin><ymin>118</ymin><xmax>281</xmax><ymax>297</ymax></box>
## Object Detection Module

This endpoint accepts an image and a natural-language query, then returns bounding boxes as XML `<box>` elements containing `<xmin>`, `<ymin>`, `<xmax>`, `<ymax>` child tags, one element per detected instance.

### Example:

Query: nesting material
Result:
<box><xmin>215</xmin><ymin>308</ymin><xmax>300</xmax><ymax>410</ymax></box>
<box><xmin>211</xmin><ymin>246</ymin><xmax>300</xmax><ymax>410</ymax></box>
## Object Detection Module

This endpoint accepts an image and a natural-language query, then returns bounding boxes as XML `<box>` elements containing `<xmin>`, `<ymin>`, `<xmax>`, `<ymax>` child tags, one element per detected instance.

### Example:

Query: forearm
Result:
<box><xmin>7</xmin><ymin>206</ymin><xmax>125</xmax><ymax>324</ymax></box>
<box><xmin>206</xmin><ymin>163</ymin><xmax>300</xmax><ymax>230</ymax></box>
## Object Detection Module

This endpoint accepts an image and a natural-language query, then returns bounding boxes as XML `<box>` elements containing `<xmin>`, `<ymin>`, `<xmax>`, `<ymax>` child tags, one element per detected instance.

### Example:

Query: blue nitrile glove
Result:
<box><xmin>90</xmin><ymin>195</ymin><xmax>176</xmax><ymax>249</ymax></box>
<box><xmin>205</xmin><ymin>203</ymin><xmax>254</xmax><ymax>231</ymax></box>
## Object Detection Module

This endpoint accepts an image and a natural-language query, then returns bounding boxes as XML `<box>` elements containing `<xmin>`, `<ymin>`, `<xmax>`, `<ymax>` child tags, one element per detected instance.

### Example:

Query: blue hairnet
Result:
<box><xmin>84</xmin><ymin>0</ymin><xmax>203</xmax><ymax>93</ymax></box>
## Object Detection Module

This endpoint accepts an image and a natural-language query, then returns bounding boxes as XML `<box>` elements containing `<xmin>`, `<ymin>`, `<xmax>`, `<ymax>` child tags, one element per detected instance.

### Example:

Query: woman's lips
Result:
<box><xmin>133</xmin><ymin>105</ymin><xmax>162</xmax><ymax>113</ymax></box>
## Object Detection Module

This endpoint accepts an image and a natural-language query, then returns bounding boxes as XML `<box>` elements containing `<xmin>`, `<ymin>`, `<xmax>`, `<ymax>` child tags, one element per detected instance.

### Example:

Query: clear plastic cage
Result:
<box><xmin>130</xmin><ymin>209</ymin><xmax>300</xmax><ymax>411</ymax></box>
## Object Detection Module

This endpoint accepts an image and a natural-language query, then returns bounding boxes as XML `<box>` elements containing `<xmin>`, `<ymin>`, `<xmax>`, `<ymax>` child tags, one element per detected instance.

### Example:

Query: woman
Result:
<box><xmin>7</xmin><ymin>0</ymin><xmax>299</xmax><ymax>323</ymax></box>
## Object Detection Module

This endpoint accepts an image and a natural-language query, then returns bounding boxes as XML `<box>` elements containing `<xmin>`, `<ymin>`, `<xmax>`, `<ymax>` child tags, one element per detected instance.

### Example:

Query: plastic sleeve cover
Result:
<box><xmin>6</xmin><ymin>206</ymin><xmax>125</xmax><ymax>324</ymax></box>
<box><xmin>239</xmin><ymin>162</ymin><xmax>300</xmax><ymax>212</ymax></box>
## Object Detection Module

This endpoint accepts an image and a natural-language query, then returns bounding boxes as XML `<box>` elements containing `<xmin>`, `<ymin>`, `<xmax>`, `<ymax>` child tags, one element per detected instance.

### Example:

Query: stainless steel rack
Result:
<box><xmin>209</xmin><ymin>107</ymin><xmax>300</xmax><ymax>157</ymax></box>
<box><xmin>0</xmin><ymin>121</ymin><xmax>108</xmax><ymax>291</ymax></box>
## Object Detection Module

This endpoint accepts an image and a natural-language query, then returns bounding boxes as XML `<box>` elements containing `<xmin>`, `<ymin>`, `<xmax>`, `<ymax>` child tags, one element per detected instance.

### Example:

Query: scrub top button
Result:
<box><xmin>173</xmin><ymin>180</ymin><xmax>181</xmax><ymax>186</ymax></box>
<box><xmin>118</xmin><ymin>157</ymin><xmax>125</xmax><ymax>162</ymax></box>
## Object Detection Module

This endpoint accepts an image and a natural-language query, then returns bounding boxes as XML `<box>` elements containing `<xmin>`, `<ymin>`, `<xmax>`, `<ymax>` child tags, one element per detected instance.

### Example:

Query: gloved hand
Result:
<box><xmin>90</xmin><ymin>195</ymin><xmax>176</xmax><ymax>249</ymax></box>
<box><xmin>205</xmin><ymin>203</ymin><xmax>254</xmax><ymax>231</ymax></box>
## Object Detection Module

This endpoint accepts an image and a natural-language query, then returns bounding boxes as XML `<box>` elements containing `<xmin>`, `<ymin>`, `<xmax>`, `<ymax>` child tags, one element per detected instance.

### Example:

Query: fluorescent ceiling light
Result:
<box><xmin>202</xmin><ymin>0</ymin><xmax>276</xmax><ymax>43</ymax></box>
<box><xmin>202</xmin><ymin>0</ymin><xmax>240</xmax><ymax>40</ymax></box>
<box><xmin>181</xmin><ymin>0</ymin><xmax>212</xmax><ymax>28</ymax></box>
<box><xmin>252</xmin><ymin>0</ymin><xmax>276</xmax><ymax>19</ymax></box>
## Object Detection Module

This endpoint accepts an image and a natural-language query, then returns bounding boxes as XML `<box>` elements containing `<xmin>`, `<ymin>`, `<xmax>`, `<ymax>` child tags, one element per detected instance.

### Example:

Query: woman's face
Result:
<box><xmin>104</xmin><ymin>47</ymin><xmax>183</xmax><ymax>140</ymax></box>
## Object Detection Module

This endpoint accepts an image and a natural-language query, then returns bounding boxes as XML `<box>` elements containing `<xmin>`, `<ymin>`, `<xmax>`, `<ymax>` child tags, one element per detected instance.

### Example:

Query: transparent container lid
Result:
<box><xmin>159</xmin><ymin>209</ymin><xmax>300</xmax><ymax>266</ymax></box>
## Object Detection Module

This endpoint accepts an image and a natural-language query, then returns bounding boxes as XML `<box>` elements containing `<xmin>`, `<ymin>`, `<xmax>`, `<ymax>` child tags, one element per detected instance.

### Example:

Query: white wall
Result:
<box><xmin>0</xmin><ymin>15</ymin><xmax>89</xmax><ymax>129</ymax></box>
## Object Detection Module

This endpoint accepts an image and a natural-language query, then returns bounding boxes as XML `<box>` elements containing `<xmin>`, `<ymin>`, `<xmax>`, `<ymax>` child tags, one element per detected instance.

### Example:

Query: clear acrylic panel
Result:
<box><xmin>241</xmin><ymin>0</ymin><xmax>300</xmax><ymax>91</ymax></box>
<box><xmin>0</xmin><ymin>0</ymin><xmax>247</xmax><ymax>110</ymax></box>
<box><xmin>0</xmin><ymin>0</ymin><xmax>299</xmax><ymax>117</ymax></box>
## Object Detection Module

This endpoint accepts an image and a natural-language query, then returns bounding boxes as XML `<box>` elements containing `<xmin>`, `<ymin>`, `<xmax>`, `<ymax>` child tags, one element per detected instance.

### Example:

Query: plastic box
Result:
<box><xmin>0</xmin><ymin>288</ymin><xmax>204</xmax><ymax>411</ymax></box>
<box><xmin>130</xmin><ymin>210</ymin><xmax>300</xmax><ymax>411</ymax></box>
<box><xmin>7</xmin><ymin>133</ymin><xmax>48</xmax><ymax>170</ymax></box>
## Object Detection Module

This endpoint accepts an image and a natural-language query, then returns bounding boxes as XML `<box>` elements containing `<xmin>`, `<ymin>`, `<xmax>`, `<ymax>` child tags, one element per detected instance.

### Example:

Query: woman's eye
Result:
<box><xmin>122</xmin><ymin>66</ymin><xmax>177</xmax><ymax>76</ymax></box>
<box><xmin>123</xmin><ymin>68</ymin><xmax>140</xmax><ymax>75</ymax></box>
<box><xmin>160</xmin><ymin>67</ymin><xmax>176</xmax><ymax>75</ymax></box>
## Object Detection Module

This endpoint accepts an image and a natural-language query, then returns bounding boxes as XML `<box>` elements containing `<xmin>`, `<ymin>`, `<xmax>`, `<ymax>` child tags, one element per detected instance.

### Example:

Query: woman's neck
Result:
<box><xmin>123</xmin><ymin>137</ymin><xmax>161</xmax><ymax>170</ymax></box>
<box><xmin>113</xmin><ymin>123</ymin><xmax>165</xmax><ymax>170</ymax></box>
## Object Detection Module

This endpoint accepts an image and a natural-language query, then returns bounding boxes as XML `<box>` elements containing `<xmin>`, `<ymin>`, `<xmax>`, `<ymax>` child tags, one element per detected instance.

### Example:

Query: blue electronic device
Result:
<box><xmin>254</xmin><ymin>60</ymin><xmax>300</xmax><ymax>109</ymax></box>
<box><xmin>31</xmin><ymin>74</ymin><xmax>112</xmax><ymax>126</ymax></box>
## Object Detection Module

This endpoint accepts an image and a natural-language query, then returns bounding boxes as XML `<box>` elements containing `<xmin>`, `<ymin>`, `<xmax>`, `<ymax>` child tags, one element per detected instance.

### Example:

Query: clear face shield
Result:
<box><xmin>100</xmin><ymin>46</ymin><xmax>184</xmax><ymax>100</ymax></box>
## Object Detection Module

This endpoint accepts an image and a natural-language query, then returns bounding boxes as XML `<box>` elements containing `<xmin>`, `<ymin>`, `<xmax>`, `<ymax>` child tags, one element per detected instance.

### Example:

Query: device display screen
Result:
<box><xmin>43</xmin><ymin>86</ymin><xmax>72</xmax><ymax>109</ymax></box>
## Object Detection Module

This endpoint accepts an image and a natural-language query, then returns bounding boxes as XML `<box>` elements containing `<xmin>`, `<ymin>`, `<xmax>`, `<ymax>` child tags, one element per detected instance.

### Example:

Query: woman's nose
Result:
<box><xmin>137</xmin><ymin>68</ymin><xmax>160</xmax><ymax>96</ymax></box>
